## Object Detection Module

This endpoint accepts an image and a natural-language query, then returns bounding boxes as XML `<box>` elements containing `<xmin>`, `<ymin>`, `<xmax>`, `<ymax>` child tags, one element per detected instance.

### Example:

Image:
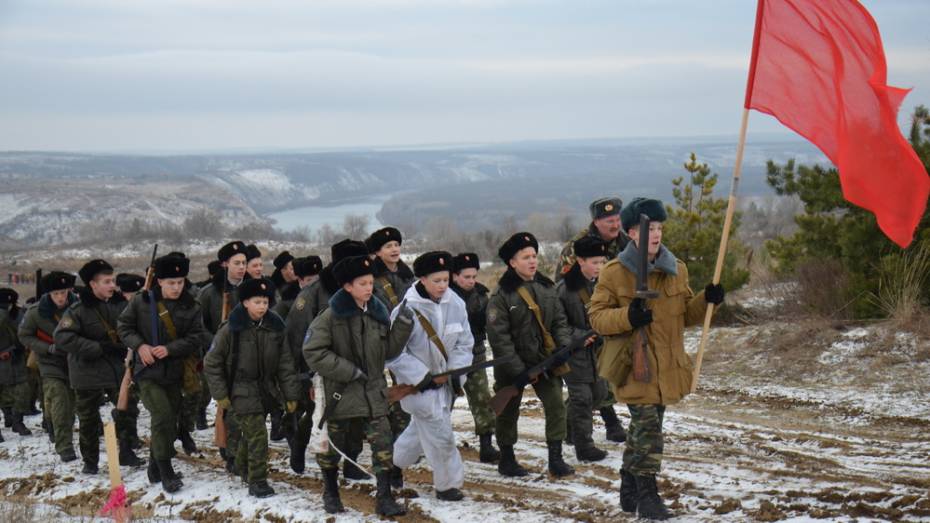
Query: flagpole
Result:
<box><xmin>691</xmin><ymin>0</ymin><xmax>764</xmax><ymax>393</ymax></box>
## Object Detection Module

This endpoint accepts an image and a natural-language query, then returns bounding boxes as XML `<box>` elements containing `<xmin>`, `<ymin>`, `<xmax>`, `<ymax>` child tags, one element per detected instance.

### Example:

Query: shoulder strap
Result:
<box><xmin>577</xmin><ymin>287</ymin><xmax>592</xmax><ymax>307</ymax></box>
<box><xmin>92</xmin><ymin>307</ymin><xmax>120</xmax><ymax>343</ymax></box>
<box><xmin>516</xmin><ymin>286</ymin><xmax>556</xmax><ymax>352</ymax></box>
<box><xmin>155</xmin><ymin>302</ymin><xmax>178</xmax><ymax>342</ymax></box>
<box><xmin>412</xmin><ymin>309</ymin><xmax>448</xmax><ymax>362</ymax></box>
<box><xmin>377</xmin><ymin>277</ymin><xmax>399</xmax><ymax>307</ymax></box>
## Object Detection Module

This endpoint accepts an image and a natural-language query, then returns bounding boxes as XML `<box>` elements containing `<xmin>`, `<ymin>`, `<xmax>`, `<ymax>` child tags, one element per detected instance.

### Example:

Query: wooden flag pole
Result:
<box><xmin>691</xmin><ymin>107</ymin><xmax>750</xmax><ymax>393</ymax></box>
<box><xmin>101</xmin><ymin>421</ymin><xmax>131</xmax><ymax>522</ymax></box>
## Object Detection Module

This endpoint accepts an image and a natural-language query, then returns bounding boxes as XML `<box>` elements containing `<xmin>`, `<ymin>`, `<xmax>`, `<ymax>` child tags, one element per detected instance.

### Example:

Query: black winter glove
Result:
<box><xmin>627</xmin><ymin>298</ymin><xmax>654</xmax><ymax>329</ymax></box>
<box><xmin>704</xmin><ymin>283</ymin><xmax>726</xmax><ymax>305</ymax></box>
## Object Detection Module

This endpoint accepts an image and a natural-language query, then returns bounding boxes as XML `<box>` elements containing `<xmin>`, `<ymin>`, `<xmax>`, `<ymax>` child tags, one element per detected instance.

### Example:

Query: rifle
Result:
<box><xmin>117</xmin><ymin>244</ymin><xmax>158</xmax><ymax>411</ymax></box>
<box><xmin>631</xmin><ymin>214</ymin><xmax>659</xmax><ymax>383</ymax></box>
<box><xmin>35</xmin><ymin>269</ymin><xmax>42</xmax><ymax>300</ymax></box>
<box><xmin>215</xmin><ymin>266</ymin><xmax>232</xmax><ymax>449</ymax></box>
<box><xmin>386</xmin><ymin>355</ymin><xmax>515</xmax><ymax>404</ymax></box>
<box><xmin>489</xmin><ymin>331</ymin><xmax>595</xmax><ymax>416</ymax></box>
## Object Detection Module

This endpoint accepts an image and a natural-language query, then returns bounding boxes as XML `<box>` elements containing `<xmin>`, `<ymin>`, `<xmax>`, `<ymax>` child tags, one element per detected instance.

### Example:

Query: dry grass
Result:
<box><xmin>872</xmin><ymin>241</ymin><xmax>930</xmax><ymax>328</ymax></box>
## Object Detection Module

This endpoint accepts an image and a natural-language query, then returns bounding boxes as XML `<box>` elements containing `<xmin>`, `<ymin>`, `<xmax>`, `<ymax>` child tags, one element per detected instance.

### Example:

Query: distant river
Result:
<box><xmin>267</xmin><ymin>195</ymin><xmax>390</xmax><ymax>233</ymax></box>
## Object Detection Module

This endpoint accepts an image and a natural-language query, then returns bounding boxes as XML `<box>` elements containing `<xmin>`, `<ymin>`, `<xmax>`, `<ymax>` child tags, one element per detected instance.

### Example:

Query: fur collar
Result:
<box><xmin>319</xmin><ymin>266</ymin><xmax>340</xmax><ymax>296</ymax></box>
<box><xmin>227</xmin><ymin>303</ymin><xmax>286</xmax><ymax>333</ymax></box>
<box><xmin>450</xmin><ymin>281</ymin><xmax>488</xmax><ymax>300</ymax></box>
<box><xmin>141</xmin><ymin>285</ymin><xmax>197</xmax><ymax>308</ymax></box>
<box><xmin>372</xmin><ymin>256</ymin><xmax>414</xmax><ymax>281</ymax></box>
<box><xmin>562</xmin><ymin>263</ymin><xmax>595</xmax><ymax>292</ymax></box>
<box><xmin>618</xmin><ymin>242</ymin><xmax>679</xmax><ymax>276</ymax></box>
<box><xmin>38</xmin><ymin>292</ymin><xmax>76</xmax><ymax>319</ymax></box>
<box><xmin>497</xmin><ymin>268</ymin><xmax>555</xmax><ymax>294</ymax></box>
<box><xmin>77</xmin><ymin>286</ymin><xmax>126</xmax><ymax>307</ymax></box>
<box><xmin>328</xmin><ymin>289</ymin><xmax>391</xmax><ymax>326</ymax></box>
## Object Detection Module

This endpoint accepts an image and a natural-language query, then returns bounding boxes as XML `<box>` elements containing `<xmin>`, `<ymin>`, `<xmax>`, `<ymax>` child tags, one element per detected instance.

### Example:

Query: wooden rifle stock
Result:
<box><xmin>117</xmin><ymin>244</ymin><xmax>158</xmax><ymax>412</ymax></box>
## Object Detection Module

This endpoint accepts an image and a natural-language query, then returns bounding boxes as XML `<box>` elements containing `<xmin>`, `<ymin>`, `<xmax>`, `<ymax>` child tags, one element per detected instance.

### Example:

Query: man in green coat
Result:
<box><xmin>303</xmin><ymin>255</ymin><xmax>413</xmax><ymax>516</ymax></box>
<box><xmin>204</xmin><ymin>277</ymin><xmax>301</xmax><ymax>498</ymax></box>
<box><xmin>555</xmin><ymin>197</ymin><xmax>629</xmax><ymax>282</ymax></box>
<box><xmin>54</xmin><ymin>259</ymin><xmax>144</xmax><ymax>474</ymax></box>
<box><xmin>0</xmin><ymin>288</ymin><xmax>32</xmax><ymax>440</ymax></box>
<box><xmin>18</xmin><ymin>272</ymin><xmax>78</xmax><ymax>459</ymax></box>
<box><xmin>487</xmin><ymin>232</ymin><xmax>576</xmax><ymax>479</ymax></box>
<box><xmin>118</xmin><ymin>254</ymin><xmax>208</xmax><ymax>493</ymax></box>
<box><xmin>450</xmin><ymin>252</ymin><xmax>500</xmax><ymax>463</ymax></box>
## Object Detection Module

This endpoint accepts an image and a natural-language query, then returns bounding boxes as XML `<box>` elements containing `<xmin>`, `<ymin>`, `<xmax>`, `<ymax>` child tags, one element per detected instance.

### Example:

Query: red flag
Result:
<box><xmin>745</xmin><ymin>0</ymin><xmax>929</xmax><ymax>248</ymax></box>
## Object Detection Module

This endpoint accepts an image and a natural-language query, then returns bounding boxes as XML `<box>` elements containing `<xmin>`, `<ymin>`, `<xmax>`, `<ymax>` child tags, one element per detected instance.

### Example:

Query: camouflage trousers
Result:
<box><xmin>179</xmin><ymin>373</ymin><xmax>211</xmax><ymax>433</ymax></box>
<box><xmin>622</xmin><ymin>404</ymin><xmax>666</xmax><ymax>476</ymax></box>
<box><xmin>495</xmin><ymin>374</ymin><xmax>566</xmax><ymax>446</ymax></box>
<box><xmin>28</xmin><ymin>367</ymin><xmax>42</xmax><ymax>411</ymax></box>
<box><xmin>565</xmin><ymin>378</ymin><xmax>609</xmax><ymax>448</ymax></box>
<box><xmin>74</xmin><ymin>387</ymin><xmax>132</xmax><ymax>464</ymax></box>
<box><xmin>138</xmin><ymin>381</ymin><xmax>182</xmax><ymax>461</ymax></box>
<box><xmin>42</xmin><ymin>377</ymin><xmax>76</xmax><ymax>455</ymax></box>
<box><xmin>464</xmin><ymin>352</ymin><xmax>495</xmax><ymax>436</ymax></box>
<box><xmin>317</xmin><ymin>415</ymin><xmax>394</xmax><ymax>475</ymax></box>
<box><xmin>0</xmin><ymin>381</ymin><xmax>30</xmax><ymax>413</ymax></box>
<box><xmin>235</xmin><ymin>412</ymin><xmax>269</xmax><ymax>483</ymax></box>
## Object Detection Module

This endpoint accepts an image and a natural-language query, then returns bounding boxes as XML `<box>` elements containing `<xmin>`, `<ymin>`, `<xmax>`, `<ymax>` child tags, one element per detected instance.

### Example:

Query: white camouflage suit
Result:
<box><xmin>387</xmin><ymin>284</ymin><xmax>473</xmax><ymax>492</ymax></box>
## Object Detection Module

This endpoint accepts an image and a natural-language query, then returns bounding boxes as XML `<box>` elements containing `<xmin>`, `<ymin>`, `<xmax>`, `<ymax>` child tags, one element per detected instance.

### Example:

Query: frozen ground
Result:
<box><xmin>1</xmin><ymin>299</ymin><xmax>928</xmax><ymax>522</ymax></box>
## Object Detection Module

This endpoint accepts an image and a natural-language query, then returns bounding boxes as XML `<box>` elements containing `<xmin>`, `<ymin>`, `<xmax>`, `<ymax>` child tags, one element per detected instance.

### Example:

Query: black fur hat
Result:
<box><xmin>293</xmin><ymin>256</ymin><xmax>323</xmax><ymax>278</ymax></box>
<box><xmin>0</xmin><ymin>288</ymin><xmax>19</xmax><ymax>306</ymax></box>
<box><xmin>413</xmin><ymin>251</ymin><xmax>453</xmax><ymax>277</ymax></box>
<box><xmin>154</xmin><ymin>255</ymin><xmax>190</xmax><ymax>279</ymax></box>
<box><xmin>452</xmin><ymin>253</ymin><xmax>480</xmax><ymax>273</ymax></box>
<box><xmin>589</xmin><ymin>197</ymin><xmax>622</xmax><ymax>220</ymax></box>
<box><xmin>333</xmin><ymin>255</ymin><xmax>374</xmax><ymax>286</ymax></box>
<box><xmin>573</xmin><ymin>236</ymin><xmax>609</xmax><ymax>259</ymax></box>
<box><xmin>330</xmin><ymin>239</ymin><xmax>369</xmax><ymax>265</ymax></box>
<box><xmin>217</xmin><ymin>241</ymin><xmax>247</xmax><ymax>262</ymax></box>
<box><xmin>207</xmin><ymin>260</ymin><xmax>221</xmax><ymax>277</ymax></box>
<box><xmin>238</xmin><ymin>277</ymin><xmax>276</xmax><ymax>302</ymax></box>
<box><xmin>621</xmin><ymin>198</ymin><xmax>667</xmax><ymax>232</ymax></box>
<box><xmin>366</xmin><ymin>227</ymin><xmax>402</xmax><ymax>253</ymax></box>
<box><xmin>79</xmin><ymin>259</ymin><xmax>114</xmax><ymax>285</ymax></box>
<box><xmin>43</xmin><ymin>271</ymin><xmax>77</xmax><ymax>292</ymax></box>
<box><xmin>245</xmin><ymin>244</ymin><xmax>262</xmax><ymax>262</ymax></box>
<box><xmin>498</xmin><ymin>232</ymin><xmax>539</xmax><ymax>263</ymax></box>
<box><xmin>116</xmin><ymin>273</ymin><xmax>145</xmax><ymax>293</ymax></box>
<box><xmin>273</xmin><ymin>251</ymin><xmax>294</xmax><ymax>270</ymax></box>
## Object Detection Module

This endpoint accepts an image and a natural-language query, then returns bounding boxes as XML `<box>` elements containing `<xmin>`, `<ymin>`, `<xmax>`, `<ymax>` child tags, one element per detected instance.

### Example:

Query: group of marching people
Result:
<box><xmin>0</xmin><ymin>195</ymin><xmax>725</xmax><ymax>520</ymax></box>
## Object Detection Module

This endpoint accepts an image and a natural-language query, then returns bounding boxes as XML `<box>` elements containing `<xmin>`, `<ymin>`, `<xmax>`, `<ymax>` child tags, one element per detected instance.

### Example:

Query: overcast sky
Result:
<box><xmin>1</xmin><ymin>0</ymin><xmax>928</xmax><ymax>152</ymax></box>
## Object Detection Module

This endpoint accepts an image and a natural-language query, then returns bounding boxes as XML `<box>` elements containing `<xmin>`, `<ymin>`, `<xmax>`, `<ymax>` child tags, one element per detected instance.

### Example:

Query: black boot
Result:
<box><xmin>157</xmin><ymin>460</ymin><xmax>183</xmax><ymax>493</ymax></box>
<box><xmin>620</xmin><ymin>470</ymin><xmax>638</xmax><ymax>513</ymax></box>
<box><xmin>575</xmin><ymin>442</ymin><xmax>608</xmax><ymax>462</ymax></box>
<box><xmin>119</xmin><ymin>442</ymin><xmax>145</xmax><ymax>467</ymax></box>
<box><xmin>634</xmin><ymin>474</ymin><xmax>671</xmax><ymax>520</ymax></box>
<box><xmin>59</xmin><ymin>448</ymin><xmax>78</xmax><ymax>463</ymax></box>
<box><xmin>478</xmin><ymin>433</ymin><xmax>500</xmax><ymax>463</ymax></box>
<box><xmin>196</xmin><ymin>409</ymin><xmax>208</xmax><ymax>431</ymax></box>
<box><xmin>0</xmin><ymin>428</ymin><xmax>4</xmax><ymax>442</ymax></box>
<box><xmin>82</xmin><ymin>460</ymin><xmax>98</xmax><ymax>474</ymax></box>
<box><xmin>225</xmin><ymin>454</ymin><xmax>237</xmax><ymax>475</ymax></box>
<box><xmin>343</xmin><ymin>454</ymin><xmax>367</xmax><ymax>480</ymax></box>
<box><xmin>2</xmin><ymin>407</ymin><xmax>12</xmax><ymax>428</ymax></box>
<box><xmin>147</xmin><ymin>456</ymin><xmax>161</xmax><ymax>484</ymax></box>
<box><xmin>497</xmin><ymin>445</ymin><xmax>528</xmax><ymax>477</ymax></box>
<box><xmin>269</xmin><ymin>410</ymin><xmax>285</xmax><ymax>442</ymax></box>
<box><xmin>289</xmin><ymin>440</ymin><xmax>307</xmax><ymax>474</ymax></box>
<box><xmin>43</xmin><ymin>417</ymin><xmax>54</xmax><ymax>442</ymax></box>
<box><xmin>390</xmin><ymin>465</ymin><xmax>404</xmax><ymax>489</ymax></box>
<box><xmin>25</xmin><ymin>404</ymin><xmax>41</xmax><ymax>416</ymax></box>
<box><xmin>249</xmin><ymin>480</ymin><xmax>275</xmax><ymax>498</ymax></box>
<box><xmin>178</xmin><ymin>430</ymin><xmax>198</xmax><ymax>455</ymax></box>
<box><xmin>547</xmin><ymin>440</ymin><xmax>575</xmax><ymax>478</ymax></box>
<box><xmin>11</xmin><ymin>414</ymin><xmax>32</xmax><ymax>436</ymax></box>
<box><xmin>375</xmin><ymin>471</ymin><xmax>406</xmax><ymax>517</ymax></box>
<box><xmin>436</xmin><ymin>488</ymin><xmax>464</xmax><ymax>501</ymax></box>
<box><xmin>600</xmin><ymin>407</ymin><xmax>627</xmax><ymax>443</ymax></box>
<box><xmin>564</xmin><ymin>422</ymin><xmax>574</xmax><ymax>446</ymax></box>
<box><xmin>322</xmin><ymin>468</ymin><xmax>345</xmax><ymax>514</ymax></box>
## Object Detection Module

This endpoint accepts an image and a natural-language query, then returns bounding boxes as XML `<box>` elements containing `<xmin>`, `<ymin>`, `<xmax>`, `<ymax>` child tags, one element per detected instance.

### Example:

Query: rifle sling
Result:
<box><xmin>412</xmin><ymin>309</ymin><xmax>449</xmax><ymax>362</ymax></box>
<box><xmin>377</xmin><ymin>277</ymin><xmax>399</xmax><ymax>307</ymax></box>
<box><xmin>92</xmin><ymin>308</ymin><xmax>120</xmax><ymax>344</ymax></box>
<box><xmin>516</xmin><ymin>286</ymin><xmax>556</xmax><ymax>352</ymax></box>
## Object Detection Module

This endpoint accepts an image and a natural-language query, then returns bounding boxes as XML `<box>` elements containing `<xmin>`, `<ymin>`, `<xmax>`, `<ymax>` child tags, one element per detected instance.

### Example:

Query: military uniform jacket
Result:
<box><xmin>0</xmin><ymin>306</ymin><xmax>27</xmax><ymax>386</ymax></box>
<box><xmin>284</xmin><ymin>267</ymin><xmax>339</xmax><ymax>380</ymax></box>
<box><xmin>117</xmin><ymin>288</ymin><xmax>209</xmax><ymax>386</ymax></box>
<box><xmin>372</xmin><ymin>257</ymin><xmax>414</xmax><ymax>310</ymax></box>
<box><xmin>54</xmin><ymin>288</ymin><xmax>127</xmax><ymax>391</ymax></box>
<box><xmin>450</xmin><ymin>281</ymin><xmax>490</xmax><ymax>356</ymax></box>
<box><xmin>272</xmin><ymin>281</ymin><xmax>301</xmax><ymax>322</ymax></box>
<box><xmin>302</xmin><ymin>289</ymin><xmax>413</xmax><ymax>421</ymax></box>
<box><xmin>18</xmin><ymin>292</ymin><xmax>76</xmax><ymax>381</ymax></box>
<box><xmin>203</xmin><ymin>305</ymin><xmax>300</xmax><ymax>416</ymax></box>
<box><xmin>197</xmin><ymin>271</ymin><xmax>240</xmax><ymax>335</ymax></box>
<box><xmin>556</xmin><ymin>264</ymin><xmax>600</xmax><ymax>384</ymax></box>
<box><xmin>588</xmin><ymin>243</ymin><xmax>709</xmax><ymax>406</ymax></box>
<box><xmin>486</xmin><ymin>269</ymin><xmax>572</xmax><ymax>385</ymax></box>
